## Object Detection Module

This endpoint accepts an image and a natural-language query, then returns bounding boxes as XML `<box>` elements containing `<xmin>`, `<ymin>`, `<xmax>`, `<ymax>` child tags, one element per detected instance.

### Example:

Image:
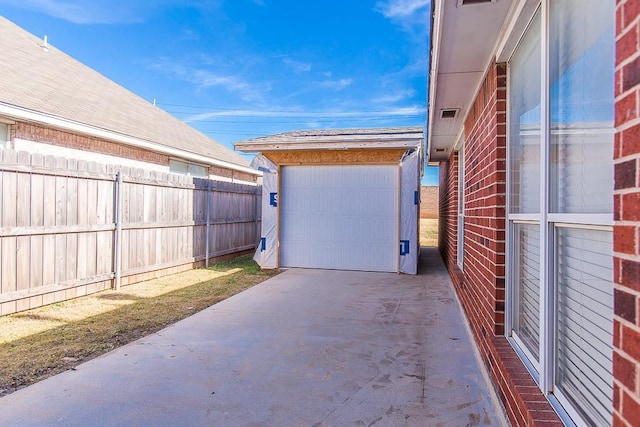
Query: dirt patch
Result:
<box><xmin>420</xmin><ymin>218</ymin><xmax>439</xmax><ymax>247</ymax></box>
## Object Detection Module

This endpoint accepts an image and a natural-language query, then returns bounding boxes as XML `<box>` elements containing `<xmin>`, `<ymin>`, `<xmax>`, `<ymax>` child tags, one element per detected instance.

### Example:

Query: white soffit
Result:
<box><xmin>428</xmin><ymin>0</ymin><xmax>514</xmax><ymax>162</ymax></box>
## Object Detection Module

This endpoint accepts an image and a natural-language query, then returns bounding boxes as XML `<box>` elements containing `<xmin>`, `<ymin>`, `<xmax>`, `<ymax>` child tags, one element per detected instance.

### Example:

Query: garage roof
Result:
<box><xmin>234</xmin><ymin>126</ymin><xmax>424</xmax><ymax>152</ymax></box>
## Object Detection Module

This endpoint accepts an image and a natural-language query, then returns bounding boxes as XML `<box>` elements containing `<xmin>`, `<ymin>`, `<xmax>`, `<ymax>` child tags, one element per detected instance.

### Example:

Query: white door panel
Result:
<box><xmin>280</xmin><ymin>165</ymin><xmax>399</xmax><ymax>272</ymax></box>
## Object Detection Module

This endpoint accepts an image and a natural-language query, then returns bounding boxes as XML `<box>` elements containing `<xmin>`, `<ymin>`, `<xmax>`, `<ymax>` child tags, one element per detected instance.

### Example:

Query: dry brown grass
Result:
<box><xmin>420</xmin><ymin>218</ymin><xmax>439</xmax><ymax>247</ymax></box>
<box><xmin>0</xmin><ymin>254</ymin><xmax>279</xmax><ymax>397</ymax></box>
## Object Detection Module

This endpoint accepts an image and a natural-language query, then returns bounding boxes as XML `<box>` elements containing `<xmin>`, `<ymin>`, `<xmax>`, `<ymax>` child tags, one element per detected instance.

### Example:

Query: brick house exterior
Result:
<box><xmin>429</xmin><ymin>0</ymin><xmax>639</xmax><ymax>425</ymax></box>
<box><xmin>420</xmin><ymin>185</ymin><xmax>439</xmax><ymax>218</ymax></box>
<box><xmin>0</xmin><ymin>17</ymin><xmax>260</xmax><ymax>314</ymax></box>
<box><xmin>0</xmin><ymin>16</ymin><xmax>257</xmax><ymax>183</ymax></box>
<box><xmin>8</xmin><ymin>122</ymin><xmax>257</xmax><ymax>184</ymax></box>
<box><xmin>613</xmin><ymin>0</ymin><xmax>640</xmax><ymax>425</ymax></box>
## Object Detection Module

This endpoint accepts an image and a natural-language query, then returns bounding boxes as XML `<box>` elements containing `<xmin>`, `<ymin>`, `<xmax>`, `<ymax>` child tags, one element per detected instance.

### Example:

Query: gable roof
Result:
<box><xmin>234</xmin><ymin>126</ymin><xmax>424</xmax><ymax>152</ymax></box>
<box><xmin>0</xmin><ymin>16</ymin><xmax>253</xmax><ymax>172</ymax></box>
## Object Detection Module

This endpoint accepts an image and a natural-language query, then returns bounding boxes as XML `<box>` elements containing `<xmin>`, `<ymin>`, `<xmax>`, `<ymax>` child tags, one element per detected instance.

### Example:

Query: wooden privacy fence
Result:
<box><xmin>0</xmin><ymin>149</ymin><xmax>261</xmax><ymax>315</ymax></box>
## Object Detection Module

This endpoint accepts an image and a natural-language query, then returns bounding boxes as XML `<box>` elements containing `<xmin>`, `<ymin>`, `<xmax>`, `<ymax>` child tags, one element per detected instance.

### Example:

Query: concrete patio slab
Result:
<box><xmin>0</xmin><ymin>248</ymin><xmax>507</xmax><ymax>426</ymax></box>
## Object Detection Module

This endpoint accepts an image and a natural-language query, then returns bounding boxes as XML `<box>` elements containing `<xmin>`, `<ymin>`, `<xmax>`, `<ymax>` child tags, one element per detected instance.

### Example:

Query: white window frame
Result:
<box><xmin>505</xmin><ymin>1</ymin><xmax>614</xmax><ymax>426</ymax></box>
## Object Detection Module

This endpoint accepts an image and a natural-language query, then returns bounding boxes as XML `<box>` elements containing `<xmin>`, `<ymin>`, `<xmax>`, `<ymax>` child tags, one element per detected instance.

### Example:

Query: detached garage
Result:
<box><xmin>234</xmin><ymin>127</ymin><xmax>424</xmax><ymax>274</ymax></box>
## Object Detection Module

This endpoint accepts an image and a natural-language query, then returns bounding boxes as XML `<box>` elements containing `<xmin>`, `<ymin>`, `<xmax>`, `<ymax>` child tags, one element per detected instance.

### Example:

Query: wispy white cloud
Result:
<box><xmin>374</xmin><ymin>0</ymin><xmax>430</xmax><ymax>40</ymax></box>
<box><xmin>150</xmin><ymin>59</ymin><xmax>268</xmax><ymax>103</ymax></box>
<box><xmin>375</xmin><ymin>0</ymin><xmax>430</xmax><ymax>18</ymax></box>
<box><xmin>191</xmin><ymin>70</ymin><xmax>250</xmax><ymax>92</ymax></box>
<box><xmin>1</xmin><ymin>0</ymin><xmax>211</xmax><ymax>24</ymax></box>
<box><xmin>0</xmin><ymin>0</ymin><xmax>137</xmax><ymax>24</ymax></box>
<box><xmin>372</xmin><ymin>88</ymin><xmax>416</xmax><ymax>104</ymax></box>
<box><xmin>283</xmin><ymin>58</ymin><xmax>312</xmax><ymax>73</ymax></box>
<box><xmin>320</xmin><ymin>78</ymin><xmax>353</xmax><ymax>91</ymax></box>
<box><xmin>374</xmin><ymin>0</ymin><xmax>429</xmax><ymax>108</ymax></box>
<box><xmin>184</xmin><ymin>106</ymin><xmax>425</xmax><ymax>123</ymax></box>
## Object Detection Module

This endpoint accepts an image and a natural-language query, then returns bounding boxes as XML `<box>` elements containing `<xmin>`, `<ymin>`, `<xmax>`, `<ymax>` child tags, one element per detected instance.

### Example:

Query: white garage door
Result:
<box><xmin>280</xmin><ymin>165</ymin><xmax>399</xmax><ymax>272</ymax></box>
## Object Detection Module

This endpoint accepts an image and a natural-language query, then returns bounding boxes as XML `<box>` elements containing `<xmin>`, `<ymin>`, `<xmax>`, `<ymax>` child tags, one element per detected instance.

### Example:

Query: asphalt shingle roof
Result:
<box><xmin>0</xmin><ymin>16</ymin><xmax>250</xmax><ymax>168</ymax></box>
<box><xmin>234</xmin><ymin>126</ymin><xmax>425</xmax><ymax>147</ymax></box>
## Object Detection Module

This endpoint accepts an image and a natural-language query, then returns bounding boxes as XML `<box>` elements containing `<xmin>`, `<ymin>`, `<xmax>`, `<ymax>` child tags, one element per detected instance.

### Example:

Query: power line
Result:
<box><xmin>157</xmin><ymin>102</ymin><xmax>426</xmax><ymax>115</ymax></box>
<box><xmin>200</xmin><ymin>130</ymin><xmax>270</xmax><ymax>136</ymax></box>
<box><xmin>173</xmin><ymin>116</ymin><xmax>425</xmax><ymax>124</ymax></box>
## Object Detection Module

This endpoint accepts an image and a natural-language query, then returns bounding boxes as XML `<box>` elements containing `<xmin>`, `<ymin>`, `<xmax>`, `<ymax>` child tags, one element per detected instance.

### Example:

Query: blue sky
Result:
<box><xmin>0</xmin><ymin>0</ymin><xmax>438</xmax><ymax>184</ymax></box>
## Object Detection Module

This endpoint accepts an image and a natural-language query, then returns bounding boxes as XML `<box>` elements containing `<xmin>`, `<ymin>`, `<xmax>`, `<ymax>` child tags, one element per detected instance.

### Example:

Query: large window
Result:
<box><xmin>169</xmin><ymin>159</ymin><xmax>208</xmax><ymax>178</ymax></box>
<box><xmin>457</xmin><ymin>148</ymin><xmax>465</xmax><ymax>268</ymax></box>
<box><xmin>507</xmin><ymin>1</ymin><xmax>614</xmax><ymax>426</ymax></box>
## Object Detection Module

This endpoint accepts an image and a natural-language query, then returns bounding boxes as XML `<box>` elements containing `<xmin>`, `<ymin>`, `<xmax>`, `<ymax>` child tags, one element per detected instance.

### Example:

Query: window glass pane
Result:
<box><xmin>513</xmin><ymin>223</ymin><xmax>540</xmax><ymax>362</ymax></box>
<box><xmin>555</xmin><ymin>227</ymin><xmax>613</xmax><ymax>426</ymax></box>
<box><xmin>169</xmin><ymin>159</ymin><xmax>189</xmax><ymax>175</ymax></box>
<box><xmin>509</xmin><ymin>11</ymin><xmax>541</xmax><ymax>214</ymax></box>
<box><xmin>0</xmin><ymin>123</ymin><xmax>8</xmax><ymax>147</ymax></box>
<box><xmin>189</xmin><ymin>164</ymin><xmax>208</xmax><ymax>178</ymax></box>
<box><xmin>549</xmin><ymin>0</ymin><xmax>614</xmax><ymax>213</ymax></box>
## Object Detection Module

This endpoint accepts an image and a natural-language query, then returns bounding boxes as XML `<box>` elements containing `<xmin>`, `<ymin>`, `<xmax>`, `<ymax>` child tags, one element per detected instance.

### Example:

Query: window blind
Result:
<box><xmin>514</xmin><ymin>223</ymin><xmax>540</xmax><ymax>361</ymax></box>
<box><xmin>555</xmin><ymin>227</ymin><xmax>613</xmax><ymax>426</ymax></box>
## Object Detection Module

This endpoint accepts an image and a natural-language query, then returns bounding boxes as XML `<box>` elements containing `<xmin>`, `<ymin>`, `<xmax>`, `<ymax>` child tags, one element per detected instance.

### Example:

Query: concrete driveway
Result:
<box><xmin>0</xmin><ymin>248</ymin><xmax>506</xmax><ymax>426</ymax></box>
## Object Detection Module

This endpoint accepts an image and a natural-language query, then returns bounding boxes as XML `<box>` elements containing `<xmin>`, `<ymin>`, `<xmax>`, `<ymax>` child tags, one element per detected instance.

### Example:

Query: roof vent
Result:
<box><xmin>457</xmin><ymin>0</ymin><xmax>496</xmax><ymax>6</ymax></box>
<box><xmin>440</xmin><ymin>109</ymin><xmax>459</xmax><ymax>119</ymax></box>
<box><xmin>434</xmin><ymin>148</ymin><xmax>447</xmax><ymax>153</ymax></box>
<box><xmin>40</xmin><ymin>35</ymin><xmax>49</xmax><ymax>52</ymax></box>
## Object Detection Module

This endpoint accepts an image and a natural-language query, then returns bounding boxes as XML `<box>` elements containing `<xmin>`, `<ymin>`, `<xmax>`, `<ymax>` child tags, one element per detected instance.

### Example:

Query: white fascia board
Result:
<box><xmin>0</xmin><ymin>103</ymin><xmax>260</xmax><ymax>176</ymax></box>
<box><xmin>427</xmin><ymin>0</ymin><xmax>445</xmax><ymax>162</ymax></box>
<box><xmin>452</xmin><ymin>0</ymin><xmax>529</xmax><ymax>148</ymax></box>
<box><xmin>235</xmin><ymin>140</ymin><xmax>422</xmax><ymax>152</ymax></box>
<box><xmin>496</xmin><ymin>0</ymin><xmax>540</xmax><ymax>62</ymax></box>
<box><xmin>428</xmin><ymin>0</ymin><xmax>523</xmax><ymax>163</ymax></box>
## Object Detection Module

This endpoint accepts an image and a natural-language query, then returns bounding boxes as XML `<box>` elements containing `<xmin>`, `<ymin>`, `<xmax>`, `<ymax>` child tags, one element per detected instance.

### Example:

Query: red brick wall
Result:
<box><xmin>11</xmin><ymin>122</ymin><xmax>255</xmax><ymax>182</ymax></box>
<box><xmin>438</xmin><ymin>153</ymin><xmax>458</xmax><ymax>272</ymax></box>
<box><xmin>420</xmin><ymin>185</ymin><xmax>439</xmax><ymax>218</ymax></box>
<box><xmin>614</xmin><ymin>0</ymin><xmax>640</xmax><ymax>425</ymax></box>
<box><xmin>439</xmin><ymin>61</ymin><xmax>563</xmax><ymax>426</ymax></box>
<box><xmin>462</xmin><ymin>61</ymin><xmax>507</xmax><ymax>338</ymax></box>
<box><xmin>210</xmin><ymin>165</ymin><xmax>257</xmax><ymax>184</ymax></box>
<box><xmin>13</xmin><ymin>122</ymin><xmax>169</xmax><ymax>166</ymax></box>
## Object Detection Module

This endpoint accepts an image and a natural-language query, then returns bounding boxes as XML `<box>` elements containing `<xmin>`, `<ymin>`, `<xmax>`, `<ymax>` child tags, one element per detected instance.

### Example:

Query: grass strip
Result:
<box><xmin>0</xmin><ymin>254</ymin><xmax>279</xmax><ymax>397</ymax></box>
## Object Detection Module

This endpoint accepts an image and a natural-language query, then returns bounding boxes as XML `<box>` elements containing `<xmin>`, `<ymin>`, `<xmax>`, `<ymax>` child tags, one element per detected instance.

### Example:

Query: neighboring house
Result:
<box><xmin>235</xmin><ymin>127</ymin><xmax>424</xmax><ymax>274</ymax></box>
<box><xmin>0</xmin><ymin>16</ymin><xmax>258</xmax><ymax>183</ymax></box>
<box><xmin>420</xmin><ymin>185</ymin><xmax>438</xmax><ymax>218</ymax></box>
<box><xmin>0</xmin><ymin>17</ymin><xmax>262</xmax><ymax>315</ymax></box>
<box><xmin>428</xmin><ymin>0</ymin><xmax>639</xmax><ymax>426</ymax></box>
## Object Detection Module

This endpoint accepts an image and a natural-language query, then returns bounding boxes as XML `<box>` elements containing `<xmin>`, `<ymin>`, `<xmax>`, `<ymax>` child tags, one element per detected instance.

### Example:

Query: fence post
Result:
<box><xmin>254</xmin><ymin>186</ymin><xmax>260</xmax><ymax>247</ymax></box>
<box><xmin>114</xmin><ymin>172</ymin><xmax>123</xmax><ymax>290</ymax></box>
<box><xmin>205</xmin><ymin>180</ymin><xmax>211</xmax><ymax>268</ymax></box>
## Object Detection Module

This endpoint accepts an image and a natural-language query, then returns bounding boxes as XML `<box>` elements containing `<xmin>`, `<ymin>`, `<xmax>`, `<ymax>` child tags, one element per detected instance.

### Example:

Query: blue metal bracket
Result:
<box><xmin>400</xmin><ymin>240</ymin><xmax>410</xmax><ymax>256</ymax></box>
<box><xmin>269</xmin><ymin>192</ymin><xmax>278</xmax><ymax>207</ymax></box>
<box><xmin>260</xmin><ymin>237</ymin><xmax>266</xmax><ymax>252</ymax></box>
